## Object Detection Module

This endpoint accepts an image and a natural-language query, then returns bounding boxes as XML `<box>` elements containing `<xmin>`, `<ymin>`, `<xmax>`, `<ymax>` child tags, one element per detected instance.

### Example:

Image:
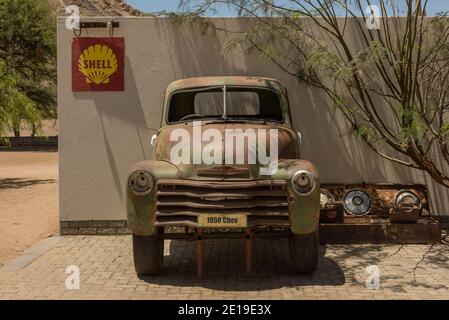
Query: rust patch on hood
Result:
<box><xmin>153</xmin><ymin>122</ymin><xmax>300</xmax><ymax>179</ymax></box>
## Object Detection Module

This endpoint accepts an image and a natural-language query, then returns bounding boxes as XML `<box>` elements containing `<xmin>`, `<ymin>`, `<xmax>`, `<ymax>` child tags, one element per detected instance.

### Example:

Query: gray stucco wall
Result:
<box><xmin>57</xmin><ymin>17</ymin><xmax>449</xmax><ymax>221</ymax></box>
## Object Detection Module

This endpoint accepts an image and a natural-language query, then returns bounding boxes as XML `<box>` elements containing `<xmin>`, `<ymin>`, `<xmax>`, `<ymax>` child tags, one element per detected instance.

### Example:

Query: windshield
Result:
<box><xmin>167</xmin><ymin>86</ymin><xmax>284</xmax><ymax>123</ymax></box>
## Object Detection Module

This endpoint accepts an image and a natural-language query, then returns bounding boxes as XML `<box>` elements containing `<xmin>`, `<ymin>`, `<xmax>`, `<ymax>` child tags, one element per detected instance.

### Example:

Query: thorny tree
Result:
<box><xmin>175</xmin><ymin>0</ymin><xmax>449</xmax><ymax>188</ymax></box>
<box><xmin>0</xmin><ymin>0</ymin><xmax>56</xmax><ymax>137</ymax></box>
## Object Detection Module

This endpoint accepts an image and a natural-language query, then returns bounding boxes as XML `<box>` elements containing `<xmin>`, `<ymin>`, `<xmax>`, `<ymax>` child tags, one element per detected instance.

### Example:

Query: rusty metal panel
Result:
<box><xmin>321</xmin><ymin>183</ymin><xmax>430</xmax><ymax>216</ymax></box>
<box><xmin>320</xmin><ymin>205</ymin><xmax>344</xmax><ymax>223</ymax></box>
<box><xmin>319</xmin><ymin>218</ymin><xmax>441</xmax><ymax>244</ymax></box>
<box><xmin>154</xmin><ymin>123</ymin><xmax>300</xmax><ymax>167</ymax></box>
<box><xmin>197</xmin><ymin>165</ymin><xmax>250</xmax><ymax>178</ymax></box>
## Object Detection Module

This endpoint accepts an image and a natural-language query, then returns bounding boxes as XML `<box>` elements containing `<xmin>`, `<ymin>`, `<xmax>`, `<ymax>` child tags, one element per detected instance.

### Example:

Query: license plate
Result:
<box><xmin>198</xmin><ymin>214</ymin><xmax>247</xmax><ymax>228</ymax></box>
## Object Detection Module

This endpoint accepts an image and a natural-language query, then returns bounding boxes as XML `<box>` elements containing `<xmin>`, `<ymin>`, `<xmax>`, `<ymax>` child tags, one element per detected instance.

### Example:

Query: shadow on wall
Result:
<box><xmin>424</xmin><ymin>150</ymin><xmax>449</xmax><ymax>215</ymax></box>
<box><xmin>73</xmin><ymin>57</ymin><xmax>151</xmax><ymax>204</ymax></box>
<box><xmin>298</xmin><ymin>86</ymin><xmax>420</xmax><ymax>184</ymax></box>
<box><xmin>153</xmin><ymin>18</ymin><xmax>421</xmax><ymax>186</ymax></box>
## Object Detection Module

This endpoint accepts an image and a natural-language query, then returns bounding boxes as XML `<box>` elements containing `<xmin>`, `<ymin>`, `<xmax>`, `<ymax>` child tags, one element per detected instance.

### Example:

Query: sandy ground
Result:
<box><xmin>0</xmin><ymin>151</ymin><xmax>58</xmax><ymax>267</ymax></box>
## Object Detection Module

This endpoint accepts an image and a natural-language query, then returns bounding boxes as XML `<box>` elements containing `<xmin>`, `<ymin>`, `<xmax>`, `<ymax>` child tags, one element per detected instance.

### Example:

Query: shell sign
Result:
<box><xmin>72</xmin><ymin>37</ymin><xmax>124</xmax><ymax>91</ymax></box>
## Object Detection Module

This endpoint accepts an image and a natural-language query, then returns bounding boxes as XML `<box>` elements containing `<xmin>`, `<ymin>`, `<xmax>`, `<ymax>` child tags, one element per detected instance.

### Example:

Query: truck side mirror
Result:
<box><xmin>151</xmin><ymin>134</ymin><xmax>157</xmax><ymax>146</ymax></box>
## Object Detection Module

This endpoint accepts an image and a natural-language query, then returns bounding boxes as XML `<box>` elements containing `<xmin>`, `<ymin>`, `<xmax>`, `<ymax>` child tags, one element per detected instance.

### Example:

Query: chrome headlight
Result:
<box><xmin>292</xmin><ymin>170</ymin><xmax>316</xmax><ymax>195</ymax></box>
<box><xmin>394</xmin><ymin>189</ymin><xmax>420</xmax><ymax>207</ymax></box>
<box><xmin>128</xmin><ymin>171</ymin><xmax>154</xmax><ymax>196</ymax></box>
<box><xmin>343</xmin><ymin>189</ymin><xmax>373</xmax><ymax>215</ymax></box>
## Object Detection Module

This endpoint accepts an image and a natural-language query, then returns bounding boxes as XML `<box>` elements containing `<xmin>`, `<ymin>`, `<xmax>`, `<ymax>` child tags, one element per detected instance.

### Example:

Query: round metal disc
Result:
<box><xmin>343</xmin><ymin>189</ymin><xmax>373</xmax><ymax>216</ymax></box>
<box><xmin>128</xmin><ymin>171</ymin><xmax>153</xmax><ymax>196</ymax></box>
<box><xmin>320</xmin><ymin>189</ymin><xmax>335</xmax><ymax>207</ymax></box>
<box><xmin>394</xmin><ymin>189</ymin><xmax>420</xmax><ymax>207</ymax></box>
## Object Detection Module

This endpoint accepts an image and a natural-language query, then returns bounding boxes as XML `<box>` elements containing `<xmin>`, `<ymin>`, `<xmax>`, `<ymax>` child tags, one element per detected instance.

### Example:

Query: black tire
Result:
<box><xmin>132</xmin><ymin>234</ymin><xmax>163</xmax><ymax>276</ymax></box>
<box><xmin>289</xmin><ymin>230</ymin><xmax>319</xmax><ymax>274</ymax></box>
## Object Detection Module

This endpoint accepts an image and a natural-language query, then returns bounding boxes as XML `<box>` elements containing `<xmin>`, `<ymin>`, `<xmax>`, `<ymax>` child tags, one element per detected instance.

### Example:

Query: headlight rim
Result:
<box><xmin>342</xmin><ymin>188</ymin><xmax>373</xmax><ymax>216</ymax></box>
<box><xmin>394</xmin><ymin>189</ymin><xmax>421</xmax><ymax>208</ymax></box>
<box><xmin>128</xmin><ymin>170</ymin><xmax>154</xmax><ymax>196</ymax></box>
<box><xmin>291</xmin><ymin>170</ymin><xmax>316</xmax><ymax>196</ymax></box>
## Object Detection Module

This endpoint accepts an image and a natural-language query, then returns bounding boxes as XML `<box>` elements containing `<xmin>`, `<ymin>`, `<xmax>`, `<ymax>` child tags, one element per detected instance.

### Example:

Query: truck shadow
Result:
<box><xmin>0</xmin><ymin>178</ymin><xmax>57</xmax><ymax>190</ymax></box>
<box><xmin>139</xmin><ymin>238</ymin><xmax>345</xmax><ymax>290</ymax></box>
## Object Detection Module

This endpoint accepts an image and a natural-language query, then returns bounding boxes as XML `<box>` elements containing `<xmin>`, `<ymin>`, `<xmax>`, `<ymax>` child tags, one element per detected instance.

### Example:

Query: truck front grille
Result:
<box><xmin>154</xmin><ymin>179</ymin><xmax>290</xmax><ymax>228</ymax></box>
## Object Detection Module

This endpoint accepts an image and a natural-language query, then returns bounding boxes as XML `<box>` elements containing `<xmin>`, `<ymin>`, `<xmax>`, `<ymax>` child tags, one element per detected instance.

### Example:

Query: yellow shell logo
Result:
<box><xmin>78</xmin><ymin>44</ymin><xmax>118</xmax><ymax>85</ymax></box>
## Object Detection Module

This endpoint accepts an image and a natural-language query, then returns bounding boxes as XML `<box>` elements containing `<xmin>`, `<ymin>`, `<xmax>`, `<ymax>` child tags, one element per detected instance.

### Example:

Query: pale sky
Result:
<box><xmin>127</xmin><ymin>0</ymin><xmax>449</xmax><ymax>16</ymax></box>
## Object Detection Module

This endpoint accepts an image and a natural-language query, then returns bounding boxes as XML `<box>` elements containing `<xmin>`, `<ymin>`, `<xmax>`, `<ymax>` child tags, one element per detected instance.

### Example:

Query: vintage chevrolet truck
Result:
<box><xmin>126</xmin><ymin>76</ymin><xmax>320</xmax><ymax>276</ymax></box>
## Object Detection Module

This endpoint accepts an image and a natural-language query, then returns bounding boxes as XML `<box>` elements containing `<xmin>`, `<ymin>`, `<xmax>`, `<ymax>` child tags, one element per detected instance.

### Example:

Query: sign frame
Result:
<box><xmin>72</xmin><ymin>37</ymin><xmax>125</xmax><ymax>92</ymax></box>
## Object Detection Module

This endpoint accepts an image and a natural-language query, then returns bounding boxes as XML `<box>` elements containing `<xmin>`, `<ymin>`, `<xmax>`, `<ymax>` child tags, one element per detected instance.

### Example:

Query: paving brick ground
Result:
<box><xmin>0</xmin><ymin>234</ymin><xmax>448</xmax><ymax>300</ymax></box>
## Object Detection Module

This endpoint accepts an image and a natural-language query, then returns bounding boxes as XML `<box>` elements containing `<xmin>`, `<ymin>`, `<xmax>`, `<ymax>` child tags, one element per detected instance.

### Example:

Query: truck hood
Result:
<box><xmin>153</xmin><ymin>121</ymin><xmax>300</xmax><ymax>180</ymax></box>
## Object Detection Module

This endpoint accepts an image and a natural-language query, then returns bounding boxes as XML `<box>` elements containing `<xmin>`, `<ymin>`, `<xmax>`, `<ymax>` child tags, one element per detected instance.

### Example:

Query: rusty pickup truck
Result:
<box><xmin>126</xmin><ymin>76</ymin><xmax>320</xmax><ymax>276</ymax></box>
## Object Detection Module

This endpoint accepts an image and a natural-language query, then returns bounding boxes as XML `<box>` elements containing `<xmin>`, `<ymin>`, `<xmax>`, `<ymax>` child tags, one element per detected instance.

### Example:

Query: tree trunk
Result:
<box><xmin>31</xmin><ymin>123</ymin><xmax>36</xmax><ymax>137</ymax></box>
<box><xmin>13</xmin><ymin>127</ymin><xmax>20</xmax><ymax>137</ymax></box>
<box><xmin>407</xmin><ymin>144</ymin><xmax>449</xmax><ymax>189</ymax></box>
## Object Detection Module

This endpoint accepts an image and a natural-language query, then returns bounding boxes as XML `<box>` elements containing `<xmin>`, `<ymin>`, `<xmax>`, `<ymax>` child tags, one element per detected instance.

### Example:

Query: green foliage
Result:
<box><xmin>442</xmin><ymin>123</ymin><xmax>449</xmax><ymax>136</ymax></box>
<box><xmin>166</xmin><ymin>12</ymin><xmax>217</xmax><ymax>36</ymax></box>
<box><xmin>0</xmin><ymin>0</ymin><xmax>56</xmax><ymax>78</ymax></box>
<box><xmin>0</xmin><ymin>0</ymin><xmax>56</xmax><ymax>137</ymax></box>
<box><xmin>259</xmin><ymin>43</ymin><xmax>278</xmax><ymax>60</ymax></box>
<box><xmin>291</xmin><ymin>12</ymin><xmax>303</xmax><ymax>19</ymax></box>
<box><xmin>355</xmin><ymin>124</ymin><xmax>376</xmax><ymax>143</ymax></box>
<box><xmin>397</xmin><ymin>105</ymin><xmax>427</xmax><ymax>144</ymax></box>
<box><xmin>3</xmin><ymin>91</ymin><xmax>40</xmax><ymax>137</ymax></box>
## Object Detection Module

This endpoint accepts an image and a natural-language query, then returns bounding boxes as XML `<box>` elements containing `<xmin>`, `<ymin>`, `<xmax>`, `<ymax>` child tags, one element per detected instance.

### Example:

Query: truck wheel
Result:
<box><xmin>289</xmin><ymin>230</ymin><xmax>319</xmax><ymax>274</ymax></box>
<box><xmin>132</xmin><ymin>234</ymin><xmax>163</xmax><ymax>276</ymax></box>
